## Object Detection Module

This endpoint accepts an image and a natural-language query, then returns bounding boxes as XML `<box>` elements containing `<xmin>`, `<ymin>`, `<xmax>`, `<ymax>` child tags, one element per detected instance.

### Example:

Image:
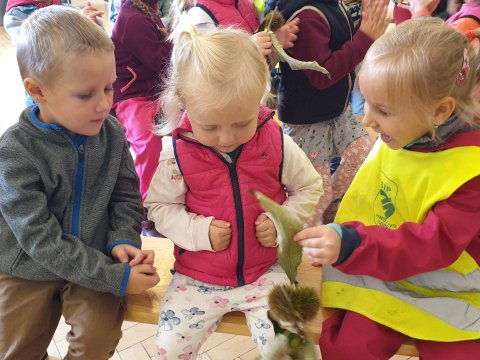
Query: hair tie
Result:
<box><xmin>456</xmin><ymin>48</ymin><xmax>470</xmax><ymax>86</ymax></box>
<box><xmin>465</xmin><ymin>30</ymin><xmax>476</xmax><ymax>42</ymax></box>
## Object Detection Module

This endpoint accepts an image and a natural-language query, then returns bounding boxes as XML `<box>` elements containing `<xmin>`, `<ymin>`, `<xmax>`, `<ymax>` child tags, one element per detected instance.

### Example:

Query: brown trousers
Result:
<box><xmin>0</xmin><ymin>273</ymin><xmax>125</xmax><ymax>360</ymax></box>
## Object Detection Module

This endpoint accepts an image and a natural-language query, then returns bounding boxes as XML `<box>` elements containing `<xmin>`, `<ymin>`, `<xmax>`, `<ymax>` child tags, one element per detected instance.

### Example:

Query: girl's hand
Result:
<box><xmin>112</xmin><ymin>244</ymin><xmax>154</xmax><ymax>266</ymax></box>
<box><xmin>359</xmin><ymin>0</ymin><xmax>389</xmax><ymax>41</ymax></box>
<box><xmin>251</xmin><ymin>31</ymin><xmax>273</xmax><ymax>56</ymax></box>
<box><xmin>274</xmin><ymin>17</ymin><xmax>300</xmax><ymax>49</ymax></box>
<box><xmin>255</xmin><ymin>213</ymin><xmax>277</xmax><ymax>247</ymax></box>
<box><xmin>209</xmin><ymin>220</ymin><xmax>232</xmax><ymax>251</ymax></box>
<box><xmin>293</xmin><ymin>225</ymin><xmax>341</xmax><ymax>265</ymax></box>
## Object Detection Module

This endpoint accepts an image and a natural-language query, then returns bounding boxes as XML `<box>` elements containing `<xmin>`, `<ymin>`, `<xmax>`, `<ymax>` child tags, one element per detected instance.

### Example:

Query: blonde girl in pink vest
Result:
<box><xmin>144</xmin><ymin>19</ymin><xmax>323</xmax><ymax>359</ymax></box>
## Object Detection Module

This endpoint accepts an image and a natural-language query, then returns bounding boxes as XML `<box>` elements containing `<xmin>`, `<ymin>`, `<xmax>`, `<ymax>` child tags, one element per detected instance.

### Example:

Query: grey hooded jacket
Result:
<box><xmin>0</xmin><ymin>107</ymin><xmax>144</xmax><ymax>296</ymax></box>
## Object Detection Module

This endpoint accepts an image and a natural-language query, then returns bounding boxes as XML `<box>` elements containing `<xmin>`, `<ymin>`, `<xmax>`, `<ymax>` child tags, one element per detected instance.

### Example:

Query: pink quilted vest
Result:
<box><xmin>447</xmin><ymin>3</ymin><xmax>480</xmax><ymax>25</ymax></box>
<box><xmin>192</xmin><ymin>0</ymin><xmax>259</xmax><ymax>34</ymax></box>
<box><xmin>172</xmin><ymin>105</ymin><xmax>286</xmax><ymax>286</ymax></box>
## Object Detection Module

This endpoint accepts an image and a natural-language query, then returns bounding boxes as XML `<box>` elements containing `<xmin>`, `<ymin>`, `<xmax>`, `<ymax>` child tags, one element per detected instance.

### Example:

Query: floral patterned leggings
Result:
<box><xmin>155</xmin><ymin>264</ymin><xmax>289</xmax><ymax>359</ymax></box>
<box><xmin>308</xmin><ymin>135</ymin><xmax>372</xmax><ymax>226</ymax></box>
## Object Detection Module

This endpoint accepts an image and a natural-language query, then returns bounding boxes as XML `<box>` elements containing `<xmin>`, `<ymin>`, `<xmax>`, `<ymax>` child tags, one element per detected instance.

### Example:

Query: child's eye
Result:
<box><xmin>203</xmin><ymin>127</ymin><xmax>217</xmax><ymax>132</ymax></box>
<box><xmin>77</xmin><ymin>93</ymin><xmax>92</xmax><ymax>100</ymax></box>
<box><xmin>234</xmin><ymin>121</ymin><xmax>251</xmax><ymax>128</ymax></box>
<box><xmin>377</xmin><ymin>107</ymin><xmax>390</xmax><ymax>116</ymax></box>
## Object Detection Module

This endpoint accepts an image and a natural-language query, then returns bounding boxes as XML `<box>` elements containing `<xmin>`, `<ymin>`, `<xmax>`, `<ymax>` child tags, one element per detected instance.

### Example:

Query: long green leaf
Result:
<box><xmin>252</xmin><ymin>191</ymin><xmax>303</xmax><ymax>284</ymax></box>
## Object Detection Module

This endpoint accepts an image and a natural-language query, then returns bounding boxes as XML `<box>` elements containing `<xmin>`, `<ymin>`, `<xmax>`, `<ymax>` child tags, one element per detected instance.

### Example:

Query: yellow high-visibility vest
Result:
<box><xmin>323</xmin><ymin>140</ymin><xmax>480</xmax><ymax>341</ymax></box>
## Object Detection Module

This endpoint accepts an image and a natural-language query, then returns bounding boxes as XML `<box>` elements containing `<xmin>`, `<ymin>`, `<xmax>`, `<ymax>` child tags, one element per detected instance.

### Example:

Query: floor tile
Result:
<box><xmin>199</xmin><ymin>332</ymin><xmax>236</xmax><ymax>352</ymax></box>
<box><xmin>117</xmin><ymin>323</ymin><xmax>158</xmax><ymax>351</ymax></box>
<box><xmin>238</xmin><ymin>347</ymin><xmax>261</xmax><ymax>360</ymax></box>
<box><xmin>46</xmin><ymin>340</ymin><xmax>61</xmax><ymax>359</ymax></box>
<box><xmin>204</xmin><ymin>335</ymin><xmax>257</xmax><ymax>359</ymax></box>
<box><xmin>121</xmin><ymin>320</ymin><xmax>139</xmax><ymax>331</ymax></box>
<box><xmin>118</xmin><ymin>343</ymin><xmax>151</xmax><ymax>360</ymax></box>
<box><xmin>141</xmin><ymin>335</ymin><xmax>157</xmax><ymax>358</ymax></box>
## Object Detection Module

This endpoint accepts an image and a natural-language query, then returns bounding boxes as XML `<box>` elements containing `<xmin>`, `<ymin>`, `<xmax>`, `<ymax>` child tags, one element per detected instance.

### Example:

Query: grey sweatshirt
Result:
<box><xmin>0</xmin><ymin>107</ymin><xmax>143</xmax><ymax>296</ymax></box>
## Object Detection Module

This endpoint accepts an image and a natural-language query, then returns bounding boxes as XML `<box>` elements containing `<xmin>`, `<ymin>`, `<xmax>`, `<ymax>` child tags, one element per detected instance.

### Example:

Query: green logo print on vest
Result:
<box><xmin>373</xmin><ymin>172</ymin><xmax>404</xmax><ymax>229</ymax></box>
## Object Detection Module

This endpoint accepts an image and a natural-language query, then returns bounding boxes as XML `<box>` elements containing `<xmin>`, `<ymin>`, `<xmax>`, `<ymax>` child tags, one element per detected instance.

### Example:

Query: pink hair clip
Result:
<box><xmin>456</xmin><ymin>48</ymin><xmax>470</xmax><ymax>86</ymax></box>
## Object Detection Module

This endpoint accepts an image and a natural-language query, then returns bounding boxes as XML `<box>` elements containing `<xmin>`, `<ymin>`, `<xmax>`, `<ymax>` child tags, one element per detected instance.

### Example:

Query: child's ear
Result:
<box><xmin>433</xmin><ymin>96</ymin><xmax>456</xmax><ymax>127</ymax></box>
<box><xmin>24</xmin><ymin>77</ymin><xmax>47</xmax><ymax>103</ymax></box>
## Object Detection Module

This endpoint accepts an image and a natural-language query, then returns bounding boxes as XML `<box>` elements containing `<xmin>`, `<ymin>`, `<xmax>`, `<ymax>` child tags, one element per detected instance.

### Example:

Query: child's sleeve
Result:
<box><xmin>277</xmin><ymin>135</ymin><xmax>324</xmax><ymax>224</ymax></box>
<box><xmin>335</xmin><ymin>176</ymin><xmax>480</xmax><ymax>281</ymax></box>
<box><xmin>292</xmin><ymin>9</ymin><xmax>373</xmax><ymax>89</ymax></box>
<box><xmin>106</xmin><ymin>139</ymin><xmax>144</xmax><ymax>253</ymax></box>
<box><xmin>144</xmin><ymin>137</ymin><xmax>214</xmax><ymax>252</ymax></box>
<box><xmin>0</xmin><ymin>147</ymin><xmax>129</xmax><ymax>296</ymax></box>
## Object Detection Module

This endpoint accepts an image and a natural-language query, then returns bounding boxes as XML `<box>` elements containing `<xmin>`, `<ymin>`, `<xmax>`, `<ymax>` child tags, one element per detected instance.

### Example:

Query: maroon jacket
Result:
<box><xmin>111</xmin><ymin>0</ymin><xmax>172</xmax><ymax>103</ymax></box>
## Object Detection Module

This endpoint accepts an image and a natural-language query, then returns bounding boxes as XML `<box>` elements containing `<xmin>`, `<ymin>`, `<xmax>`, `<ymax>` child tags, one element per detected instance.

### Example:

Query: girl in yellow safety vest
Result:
<box><xmin>294</xmin><ymin>18</ymin><xmax>480</xmax><ymax>360</ymax></box>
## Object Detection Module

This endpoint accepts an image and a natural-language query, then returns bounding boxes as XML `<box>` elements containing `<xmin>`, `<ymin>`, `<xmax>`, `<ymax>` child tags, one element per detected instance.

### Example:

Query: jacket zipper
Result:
<box><xmin>72</xmin><ymin>142</ymin><xmax>86</xmax><ymax>237</ymax></box>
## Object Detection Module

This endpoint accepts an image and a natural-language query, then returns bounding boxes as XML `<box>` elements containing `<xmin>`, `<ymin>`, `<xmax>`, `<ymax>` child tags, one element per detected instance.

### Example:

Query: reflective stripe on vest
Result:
<box><xmin>323</xmin><ymin>140</ymin><xmax>480</xmax><ymax>341</ymax></box>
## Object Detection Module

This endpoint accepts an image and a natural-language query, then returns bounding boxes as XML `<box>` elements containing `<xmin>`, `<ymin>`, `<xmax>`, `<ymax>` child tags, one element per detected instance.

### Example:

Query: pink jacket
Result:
<box><xmin>446</xmin><ymin>3</ymin><xmax>480</xmax><ymax>25</ymax></box>
<box><xmin>6</xmin><ymin>0</ymin><xmax>61</xmax><ymax>12</ymax></box>
<box><xmin>193</xmin><ymin>0</ymin><xmax>259</xmax><ymax>33</ymax></box>
<box><xmin>171</xmin><ymin>106</ymin><xmax>286</xmax><ymax>286</ymax></box>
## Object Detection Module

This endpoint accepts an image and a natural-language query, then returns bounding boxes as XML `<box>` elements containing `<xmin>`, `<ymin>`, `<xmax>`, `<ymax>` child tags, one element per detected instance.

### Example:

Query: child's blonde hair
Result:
<box><xmin>159</xmin><ymin>19</ymin><xmax>269</xmax><ymax>134</ymax></box>
<box><xmin>360</xmin><ymin>18</ymin><xmax>480</xmax><ymax>127</ymax></box>
<box><xmin>16</xmin><ymin>6</ymin><xmax>114</xmax><ymax>85</ymax></box>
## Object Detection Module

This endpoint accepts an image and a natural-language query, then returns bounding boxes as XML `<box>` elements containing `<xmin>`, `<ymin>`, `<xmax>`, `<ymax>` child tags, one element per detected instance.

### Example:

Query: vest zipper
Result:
<box><xmin>228</xmin><ymin>158</ymin><xmax>246</xmax><ymax>286</ymax></box>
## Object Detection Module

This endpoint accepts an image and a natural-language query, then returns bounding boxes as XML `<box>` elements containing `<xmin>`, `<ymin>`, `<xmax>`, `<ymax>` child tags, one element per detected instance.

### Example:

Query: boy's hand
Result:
<box><xmin>274</xmin><ymin>17</ymin><xmax>300</xmax><ymax>49</ymax></box>
<box><xmin>252</xmin><ymin>31</ymin><xmax>273</xmax><ymax>56</ymax></box>
<box><xmin>255</xmin><ymin>213</ymin><xmax>277</xmax><ymax>247</ymax></box>
<box><xmin>112</xmin><ymin>244</ymin><xmax>155</xmax><ymax>266</ymax></box>
<box><xmin>209</xmin><ymin>220</ymin><xmax>232</xmax><ymax>251</ymax></box>
<box><xmin>126</xmin><ymin>264</ymin><xmax>160</xmax><ymax>294</ymax></box>
<box><xmin>293</xmin><ymin>225</ymin><xmax>341</xmax><ymax>265</ymax></box>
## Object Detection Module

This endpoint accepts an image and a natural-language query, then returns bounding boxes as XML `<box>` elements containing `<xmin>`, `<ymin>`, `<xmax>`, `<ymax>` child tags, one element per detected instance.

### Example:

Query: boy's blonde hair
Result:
<box><xmin>360</xmin><ymin>18</ymin><xmax>480</xmax><ymax>127</ymax></box>
<box><xmin>17</xmin><ymin>6</ymin><xmax>114</xmax><ymax>85</ymax></box>
<box><xmin>159</xmin><ymin>19</ymin><xmax>269</xmax><ymax>134</ymax></box>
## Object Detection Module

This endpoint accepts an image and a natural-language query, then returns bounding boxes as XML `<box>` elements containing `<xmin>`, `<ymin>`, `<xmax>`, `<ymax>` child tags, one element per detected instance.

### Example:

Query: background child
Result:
<box><xmin>0</xmin><ymin>7</ymin><xmax>160</xmax><ymax>359</ymax></box>
<box><xmin>3</xmin><ymin>0</ymin><xmax>104</xmax><ymax>107</ymax></box>
<box><xmin>169</xmin><ymin>0</ymin><xmax>300</xmax><ymax>58</ymax></box>
<box><xmin>144</xmin><ymin>22</ymin><xmax>323</xmax><ymax>358</ymax></box>
<box><xmin>275</xmin><ymin>0</ymin><xmax>389</xmax><ymax>227</ymax></box>
<box><xmin>111</xmin><ymin>0</ymin><xmax>172</xmax><ymax>233</ymax></box>
<box><xmin>110</xmin><ymin>0</ymin><xmax>172</xmax><ymax>24</ymax></box>
<box><xmin>3</xmin><ymin>0</ymin><xmax>103</xmax><ymax>45</ymax></box>
<box><xmin>294</xmin><ymin>18</ymin><xmax>480</xmax><ymax>360</ymax></box>
<box><xmin>407</xmin><ymin>0</ymin><xmax>480</xmax><ymax>33</ymax></box>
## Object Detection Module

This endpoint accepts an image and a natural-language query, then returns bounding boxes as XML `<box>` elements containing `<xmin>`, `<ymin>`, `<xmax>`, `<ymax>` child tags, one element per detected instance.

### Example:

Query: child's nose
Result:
<box><xmin>361</xmin><ymin>111</ymin><xmax>375</xmax><ymax>128</ymax></box>
<box><xmin>96</xmin><ymin>94</ymin><xmax>111</xmax><ymax>113</ymax></box>
<box><xmin>219</xmin><ymin>131</ymin><xmax>235</xmax><ymax>145</ymax></box>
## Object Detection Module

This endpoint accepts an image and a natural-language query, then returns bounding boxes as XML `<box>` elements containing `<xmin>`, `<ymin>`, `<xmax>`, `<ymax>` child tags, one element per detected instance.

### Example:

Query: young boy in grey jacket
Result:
<box><xmin>0</xmin><ymin>7</ymin><xmax>160</xmax><ymax>360</ymax></box>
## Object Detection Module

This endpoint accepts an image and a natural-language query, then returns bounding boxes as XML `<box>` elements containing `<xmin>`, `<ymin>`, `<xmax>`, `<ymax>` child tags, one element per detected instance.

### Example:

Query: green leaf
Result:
<box><xmin>252</xmin><ymin>190</ymin><xmax>303</xmax><ymax>284</ymax></box>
